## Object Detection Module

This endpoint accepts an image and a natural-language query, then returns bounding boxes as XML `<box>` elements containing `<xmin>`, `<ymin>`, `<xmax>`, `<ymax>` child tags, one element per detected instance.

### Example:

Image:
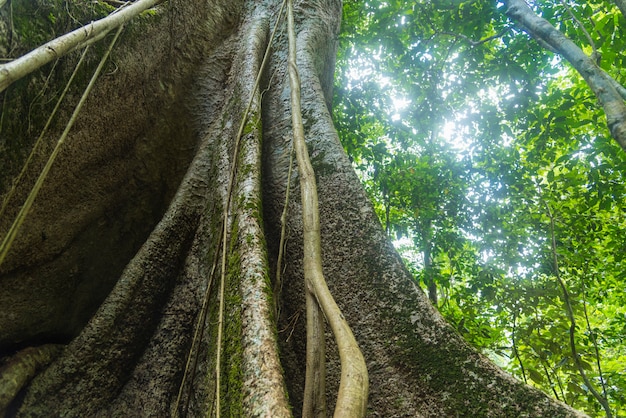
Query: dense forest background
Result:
<box><xmin>333</xmin><ymin>0</ymin><xmax>625</xmax><ymax>416</ymax></box>
<box><xmin>0</xmin><ymin>0</ymin><xmax>624</xmax><ymax>415</ymax></box>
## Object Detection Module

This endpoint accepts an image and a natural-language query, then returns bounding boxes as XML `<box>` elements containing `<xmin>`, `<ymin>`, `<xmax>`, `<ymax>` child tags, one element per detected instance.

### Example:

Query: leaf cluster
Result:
<box><xmin>335</xmin><ymin>0</ymin><xmax>626</xmax><ymax>415</ymax></box>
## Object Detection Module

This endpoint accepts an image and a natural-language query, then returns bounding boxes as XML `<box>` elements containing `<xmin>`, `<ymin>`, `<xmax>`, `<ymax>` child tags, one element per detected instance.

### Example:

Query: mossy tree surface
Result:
<box><xmin>1</xmin><ymin>0</ymin><xmax>587</xmax><ymax>416</ymax></box>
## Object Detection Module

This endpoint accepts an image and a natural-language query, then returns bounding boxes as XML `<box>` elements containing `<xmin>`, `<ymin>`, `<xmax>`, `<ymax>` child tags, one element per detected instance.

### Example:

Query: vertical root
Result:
<box><xmin>286</xmin><ymin>1</ymin><xmax>368</xmax><ymax>416</ymax></box>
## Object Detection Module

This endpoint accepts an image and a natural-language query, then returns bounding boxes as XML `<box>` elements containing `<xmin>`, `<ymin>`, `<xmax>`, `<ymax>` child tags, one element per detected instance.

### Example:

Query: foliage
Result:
<box><xmin>334</xmin><ymin>0</ymin><xmax>626</xmax><ymax>415</ymax></box>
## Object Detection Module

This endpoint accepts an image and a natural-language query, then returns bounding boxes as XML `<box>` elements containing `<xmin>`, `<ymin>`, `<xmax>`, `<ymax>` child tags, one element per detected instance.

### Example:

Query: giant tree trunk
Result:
<box><xmin>0</xmin><ymin>0</ymin><xmax>586</xmax><ymax>416</ymax></box>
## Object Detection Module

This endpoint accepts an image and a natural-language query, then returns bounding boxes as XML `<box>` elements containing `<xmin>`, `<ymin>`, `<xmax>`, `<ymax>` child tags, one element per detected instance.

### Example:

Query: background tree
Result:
<box><xmin>0</xmin><ymin>0</ymin><xmax>615</xmax><ymax>417</ymax></box>
<box><xmin>334</xmin><ymin>0</ymin><xmax>626</xmax><ymax>416</ymax></box>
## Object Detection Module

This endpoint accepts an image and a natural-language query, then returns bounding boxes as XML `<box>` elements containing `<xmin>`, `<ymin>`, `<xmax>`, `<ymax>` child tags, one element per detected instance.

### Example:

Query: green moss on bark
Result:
<box><xmin>202</xmin><ymin>222</ymin><xmax>245</xmax><ymax>417</ymax></box>
<box><xmin>390</xmin><ymin>288</ymin><xmax>578</xmax><ymax>417</ymax></box>
<box><xmin>222</xmin><ymin>249</ymin><xmax>244</xmax><ymax>417</ymax></box>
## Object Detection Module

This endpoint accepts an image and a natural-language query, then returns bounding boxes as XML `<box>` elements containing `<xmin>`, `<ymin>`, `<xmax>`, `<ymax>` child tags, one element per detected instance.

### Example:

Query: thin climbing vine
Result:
<box><xmin>0</xmin><ymin>25</ymin><xmax>124</xmax><ymax>266</ymax></box>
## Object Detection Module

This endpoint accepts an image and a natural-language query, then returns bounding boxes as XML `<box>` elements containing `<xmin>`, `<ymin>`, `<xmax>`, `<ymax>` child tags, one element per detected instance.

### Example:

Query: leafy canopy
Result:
<box><xmin>334</xmin><ymin>0</ymin><xmax>626</xmax><ymax>416</ymax></box>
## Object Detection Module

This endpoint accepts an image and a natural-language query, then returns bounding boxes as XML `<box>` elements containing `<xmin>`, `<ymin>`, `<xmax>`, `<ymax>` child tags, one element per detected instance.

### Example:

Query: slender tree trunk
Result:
<box><xmin>0</xmin><ymin>0</ymin><xmax>588</xmax><ymax>416</ymax></box>
<box><xmin>423</xmin><ymin>233</ymin><xmax>437</xmax><ymax>306</ymax></box>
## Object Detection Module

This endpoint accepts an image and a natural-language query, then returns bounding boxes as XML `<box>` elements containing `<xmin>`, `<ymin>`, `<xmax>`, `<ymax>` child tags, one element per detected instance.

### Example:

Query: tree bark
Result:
<box><xmin>0</xmin><ymin>0</ymin><xmax>165</xmax><ymax>93</ymax></box>
<box><xmin>0</xmin><ymin>0</ymin><xmax>588</xmax><ymax>416</ymax></box>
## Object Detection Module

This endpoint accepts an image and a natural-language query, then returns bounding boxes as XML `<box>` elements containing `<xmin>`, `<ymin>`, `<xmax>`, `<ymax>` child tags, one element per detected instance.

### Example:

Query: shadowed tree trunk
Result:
<box><xmin>0</xmin><ymin>0</ymin><xmax>588</xmax><ymax>416</ymax></box>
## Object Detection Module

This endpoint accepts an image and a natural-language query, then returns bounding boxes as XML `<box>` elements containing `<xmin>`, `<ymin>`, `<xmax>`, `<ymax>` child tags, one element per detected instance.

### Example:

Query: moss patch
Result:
<box><xmin>204</xmin><ymin>215</ymin><xmax>245</xmax><ymax>417</ymax></box>
<box><xmin>221</xmin><ymin>219</ymin><xmax>244</xmax><ymax>417</ymax></box>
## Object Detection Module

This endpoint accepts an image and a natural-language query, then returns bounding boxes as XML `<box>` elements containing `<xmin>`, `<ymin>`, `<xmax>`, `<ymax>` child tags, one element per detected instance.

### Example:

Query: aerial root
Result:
<box><xmin>0</xmin><ymin>344</ymin><xmax>64</xmax><ymax>413</ymax></box>
<box><xmin>286</xmin><ymin>0</ymin><xmax>369</xmax><ymax>416</ymax></box>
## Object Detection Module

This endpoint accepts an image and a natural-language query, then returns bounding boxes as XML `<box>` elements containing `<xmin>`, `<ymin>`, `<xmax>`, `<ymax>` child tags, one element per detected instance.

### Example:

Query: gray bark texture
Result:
<box><xmin>0</xmin><ymin>0</ymin><xmax>587</xmax><ymax>416</ymax></box>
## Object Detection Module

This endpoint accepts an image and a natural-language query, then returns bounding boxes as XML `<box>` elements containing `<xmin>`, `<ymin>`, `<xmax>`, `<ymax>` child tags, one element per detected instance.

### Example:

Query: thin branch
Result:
<box><xmin>560</xmin><ymin>0</ymin><xmax>599</xmax><ymax>62</ymax></box>
<box><xmin>0</xmin><ymin>0</ymin><xmax>164</xmax><ymax>93</ymax></box>
<box><xmin>438</xmin><ymin>28</ymin><xmax>510</xmax><ymax>47</ymax></box>
<box><xmin>580</xmin><ymin>273</ymin><xmax>609</xmax><ymax>403</ymax></box>
<box><xmin>545</xmin><ymin>203</ymin><xmax>613</xmax><ymax>418</ymax></box>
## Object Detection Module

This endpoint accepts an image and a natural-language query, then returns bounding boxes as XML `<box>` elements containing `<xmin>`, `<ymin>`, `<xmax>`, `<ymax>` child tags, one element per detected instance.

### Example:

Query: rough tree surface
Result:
<box><xmin>0</xmin><ymin>0</ymin><xmax>586</xmax><ymax>416</ymax></box>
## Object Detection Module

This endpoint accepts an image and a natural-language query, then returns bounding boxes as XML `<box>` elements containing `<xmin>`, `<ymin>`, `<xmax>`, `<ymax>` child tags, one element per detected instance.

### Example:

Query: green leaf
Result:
<box><xmin>528</xmin><ymin>368</ymin><xmax>545</xmax><ymax>384</ymax></box>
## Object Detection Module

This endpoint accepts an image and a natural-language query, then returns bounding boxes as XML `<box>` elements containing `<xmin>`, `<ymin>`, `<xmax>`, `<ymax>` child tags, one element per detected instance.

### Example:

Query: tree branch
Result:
<box><xmin>561</xmin><ymin>0</ymin><xmax>599</xmax><ymax>61</ymax></box>
<box><xmin>287</xmin><ymin>0</ymin><xmax>368</xmax><ymax>416</ymax></box>
<box><xmin>0</xmin><ymin>0</ymin><xmax>164</xmax><ymax>93</ymax></box>
<box><xmin>504</xmin><ymin>0</ymin><xmax>626</xmax><ymax>152</ymax></box>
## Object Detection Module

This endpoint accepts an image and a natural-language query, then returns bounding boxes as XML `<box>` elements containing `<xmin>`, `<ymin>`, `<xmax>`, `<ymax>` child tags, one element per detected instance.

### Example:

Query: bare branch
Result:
<box><xmin>0</xmin><ymin>0</ymin><xmax>165</xmax><ymax>93</ymax></box>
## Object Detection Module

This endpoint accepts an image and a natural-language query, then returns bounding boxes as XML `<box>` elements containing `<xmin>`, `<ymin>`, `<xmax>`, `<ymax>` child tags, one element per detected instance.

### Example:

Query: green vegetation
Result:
<box><xmin>10</xmin><ymin>0</ymin><xmax>113</xmax><ymax>49</ymax></box>
<box><xmin>222</xmin><ymin>245</ymin><xmax>244</xmax><ymax>417</ymax></box>
<box><xmin>334</xmin><ymin>0</ymin><xmax>626</xmax><ymax>416</ymax></box>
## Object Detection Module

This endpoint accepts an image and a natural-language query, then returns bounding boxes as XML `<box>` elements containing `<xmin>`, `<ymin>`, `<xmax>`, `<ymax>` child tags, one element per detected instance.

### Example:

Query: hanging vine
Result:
<box><xmin>286</xmin><ymin>0</ymin><xmax>369</xmax><ymax>416</ymax></box>
<box><xmin>0</xmin><ymin>25</ymin><xmax>124</xmax><ymax>267</ymax></box>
